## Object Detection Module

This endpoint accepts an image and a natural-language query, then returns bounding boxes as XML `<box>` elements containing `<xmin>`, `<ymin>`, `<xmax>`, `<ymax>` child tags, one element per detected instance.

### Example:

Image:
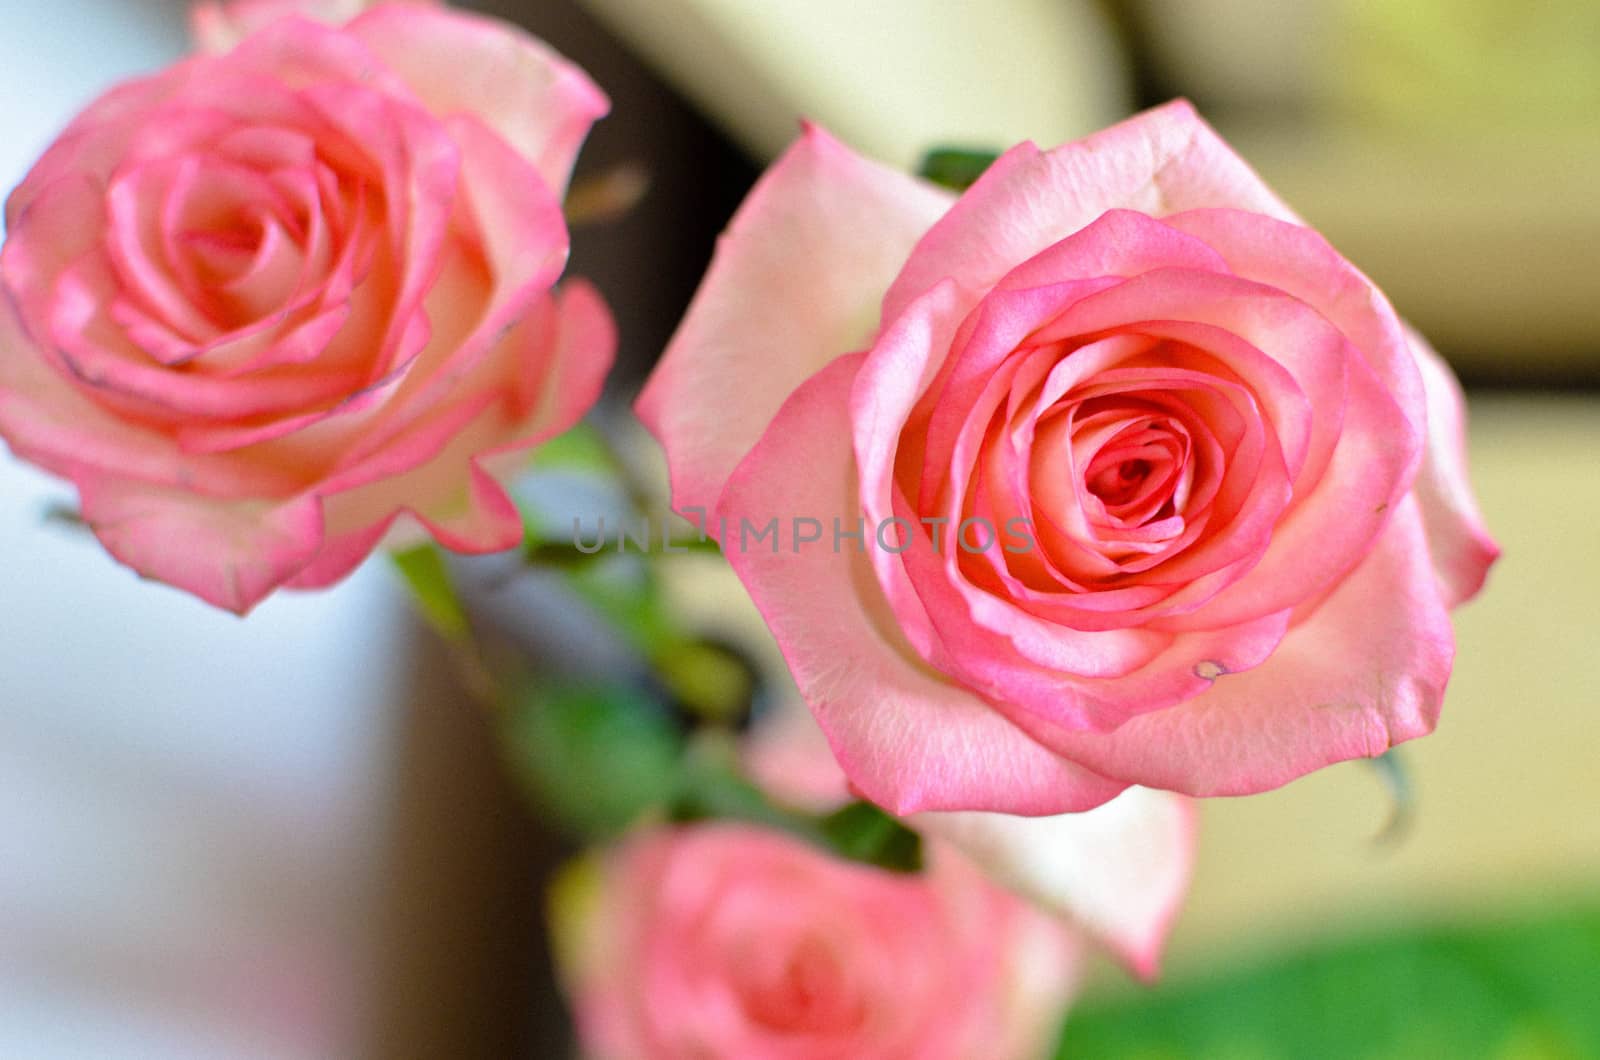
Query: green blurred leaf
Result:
<box><xmin>505</xmin><ymin>681</ymin><xmax>684</xmax><ymax>839</ymax></box>
<box><xmin>917</xmin><ymin>147</ymin><xmax>1001</xmax><ymax>191</ymax></box>
<box><xmin>670</xmin><ymin>752</ymin><xmax>924</xmax><ymax>875</ymax></box>
<box><xmin>527</xmin><ymin>420</ymin><xmax>618</xmax><ymax>477</ymax></box>
<box><xmin>668</xmin><ymin>749</ymin><xmax>804</xmax><ymax>835</ymax></box>
<box><xmin>1058</xmin><ymin>899</ymin><xmax>1600</xmax><ymax>1060</ymax></box>
<box><xmin>391</xmin><ymin>544</ymin><xmax>469</xmax><ymax>640</ymax></box>
<box><xmin>43</xmin><ymin>501</ymin><xmax>86</xmax><ymax>531</ymax></box>
<box><xmin>502</xmin><ymin>670</ymin><xmax>920</xmax><ymax>872</ymax></box>
<box><xmin>820</xmin><ymin>801</ymin><xmax>924</xmax><ymax>874</ymax></box>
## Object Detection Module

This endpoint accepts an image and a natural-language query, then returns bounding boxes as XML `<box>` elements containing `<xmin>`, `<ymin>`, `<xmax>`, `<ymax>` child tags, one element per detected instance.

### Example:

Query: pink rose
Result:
<box><xmin>558</xmin><ymin>822</ymin><xmax>1082</xmax><ymax>1060</ymax></box>
<box><xmin>0</xmin><ymin>7</ymin><xmax>612</xmax><ymax>613</ymax></box>
<box><xmin>639</xmin><ymin>102</ymin><xmax>1499</xmax><ymax>814</ymax></box>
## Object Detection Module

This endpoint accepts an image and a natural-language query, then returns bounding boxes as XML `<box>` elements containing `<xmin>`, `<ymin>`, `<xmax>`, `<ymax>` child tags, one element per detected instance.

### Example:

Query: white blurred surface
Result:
<box><xmin>580</xmin><ymin>0</ymin><xmax>1132</xmax><ymax>169</ymax></box>
<box><xmin>0</xmin><ymin>3</ymin><xmax>412</xmax><ymax>1055</ymax></box>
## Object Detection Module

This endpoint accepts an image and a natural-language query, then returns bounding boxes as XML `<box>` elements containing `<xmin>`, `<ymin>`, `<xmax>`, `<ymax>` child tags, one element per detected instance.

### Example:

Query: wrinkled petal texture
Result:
<box><xmin>562</xmin><ymin>823</ymin><xmax>1082</xmax><ymax>1060</ymax></box>
<box><xmin>646</xmin><ymin>100</ymin><xmax>1497</xmax><ymax>811</ymax></box>
<box><xmin>0</xmin><ymin>12</ymin><xmax>612</xmax><ymax>613</ymax></box>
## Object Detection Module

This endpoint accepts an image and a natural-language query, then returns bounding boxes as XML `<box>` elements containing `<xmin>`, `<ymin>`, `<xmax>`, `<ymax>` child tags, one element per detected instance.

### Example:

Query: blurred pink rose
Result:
<box><xmin>190</xmin><ymin>0</ymin><xmax>437</xmax><ymax>54</ymax></box>
<box><xmin>639</xmin><ymin>101</ymin><xmax>1499</xmax><ymax>815</ymax></box>
<box><xmin>559</xmin><ymin>822</ymin><xmax>1082</xmax><ymax>1060</ymax></box>
<box><xmin>0</xmin><ymin>7</ymin><xmax>612</xmax><ymax>613</ymax></box>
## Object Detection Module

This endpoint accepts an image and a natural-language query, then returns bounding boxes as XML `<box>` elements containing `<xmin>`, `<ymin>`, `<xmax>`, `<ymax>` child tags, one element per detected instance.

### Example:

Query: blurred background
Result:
<box><xmin>0</xmin><ymin>0</ymin><xmax>1595</xmax><ymax>1056</ymax></box>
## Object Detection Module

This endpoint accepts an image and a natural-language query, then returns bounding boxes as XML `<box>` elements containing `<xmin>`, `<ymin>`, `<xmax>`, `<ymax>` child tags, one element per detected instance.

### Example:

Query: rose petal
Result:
<box><xmin>348</xmin><ymin>3</ymin><xmax>608</xmax><ymax>194</ymax></box>
<box><xmin>46</xmin><ymin>255</ymin><xmax>366</xmax><ymax>421</ymax></box>
<box><xmin>223</xmin><ymin>14</ymin><xmax>418</xmax><ymax>100</ymax></box>
<box><xmin>0</xmin><ymin>298</ymin><xmax>302</xmax><ymax>499</ymax></box>
<box><xmin>916</xmin><ymin>787</ymin><xmax>1195</xmax><ymax>980</ymax></box>
<box><xmin>1022</xmin><ymin>495</ymin><xmax>1454</xmax><ymax>795</ymax></box>
<box><xmin>77</xmin><ymin>477</ymin><xmax>324</xmax><ymax>615</ymax></box>
<box><xmin>325</xmin><ymin>110</ymin><xmax>570</xmax><ymax>467</ymax></box>
<box><xmin>1029</xmin><ymin>268</ymin><xmax>1417</xmax><ymax>632</ymax></box>
<box><xmin>640</xmin><ymin>123</ymin><xmax>954</xmax><ymax>524</ymax></box>
<box><xmin>1162</xmin><ymin>207</ymin><xmax>1427</xmax><ymax>472</ymax></box>
<box><xmin>882</xmin><ymin>99</ymin><xmax>1297</xmax><ymax>325</ymax></box>
<box><xmin>1405</xmin><ymin>326</ymin><xmax>1500</xmax><ymax>607</ymax></box>
<box><xmin>293</xmin><ymin>280</ymin><xmax>614</xmax><ymax>587</ymax></box>
<box><xmin>298</xmin><ymin>78</ymin><xmax>461</xmax><ymax>386</ymax></box>
<box><xmin>851</xmin><ymin>279</ymin><xmax>969</xmax><ymax>659</ymax></box>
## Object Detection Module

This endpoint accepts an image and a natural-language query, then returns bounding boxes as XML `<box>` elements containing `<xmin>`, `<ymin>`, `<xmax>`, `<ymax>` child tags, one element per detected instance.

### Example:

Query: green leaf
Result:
<box><xmin>669</xmin><ymin>752</ymin><xmax>924</xmax><ymax>875</ymax></box>
<box><xmin>505</xmin><ymin>681</ymin><xmax>685</xmax><ymax>840</ymax></box>
<box><xmin>1057</xmin><ymin>898</ymin><xmax>1600</xmax><ymax>1059</ymax></box>
<box><xmin>819</xmin><ymin>801</ymin><xmax>924</xmax><ymax>874</ymax></box>
<box><xmin>668</xmin><ymin>750</ymin><xmax>804</xmax><ymax>835</ymax></box>
<box><xmin>917</xmin><ymin>147</ymin><xmax>1001</xmax><ymax>191</ymax></box>
<box><xmin>503</xmin><ymin>682</ymin><xmax>924</xmax><ymax>871</ymax></box>
<box><xmin>390</xmin><ymin>544</ymin><xmax>469</xmax><ymax>640</ymax></box>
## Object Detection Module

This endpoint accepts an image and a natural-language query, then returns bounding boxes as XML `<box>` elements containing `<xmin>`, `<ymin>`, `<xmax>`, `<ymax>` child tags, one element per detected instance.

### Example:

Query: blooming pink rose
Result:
<box><xmin>0</xmin><ymin>7</ymin><xmax>612</xmax><ymax>613</ymax></box>
<box><xmin>558</xmin><ymin>822</ymin><xmax>1082</xmax><ymax>1060</ymax></box>
<box><xmin>639</xmin><ymin>102</ymin><xmax>1499</xmax><ymax>815</ymax></box>
<box><xmin>745</xmin><ymin>702</ymin><xmax>1195</xmax><ymax>979</ymax></box>
<box><xmin>190</xmin><ymin>0</ymin><xmax>438</xmax><ymax>54</ymax></box>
